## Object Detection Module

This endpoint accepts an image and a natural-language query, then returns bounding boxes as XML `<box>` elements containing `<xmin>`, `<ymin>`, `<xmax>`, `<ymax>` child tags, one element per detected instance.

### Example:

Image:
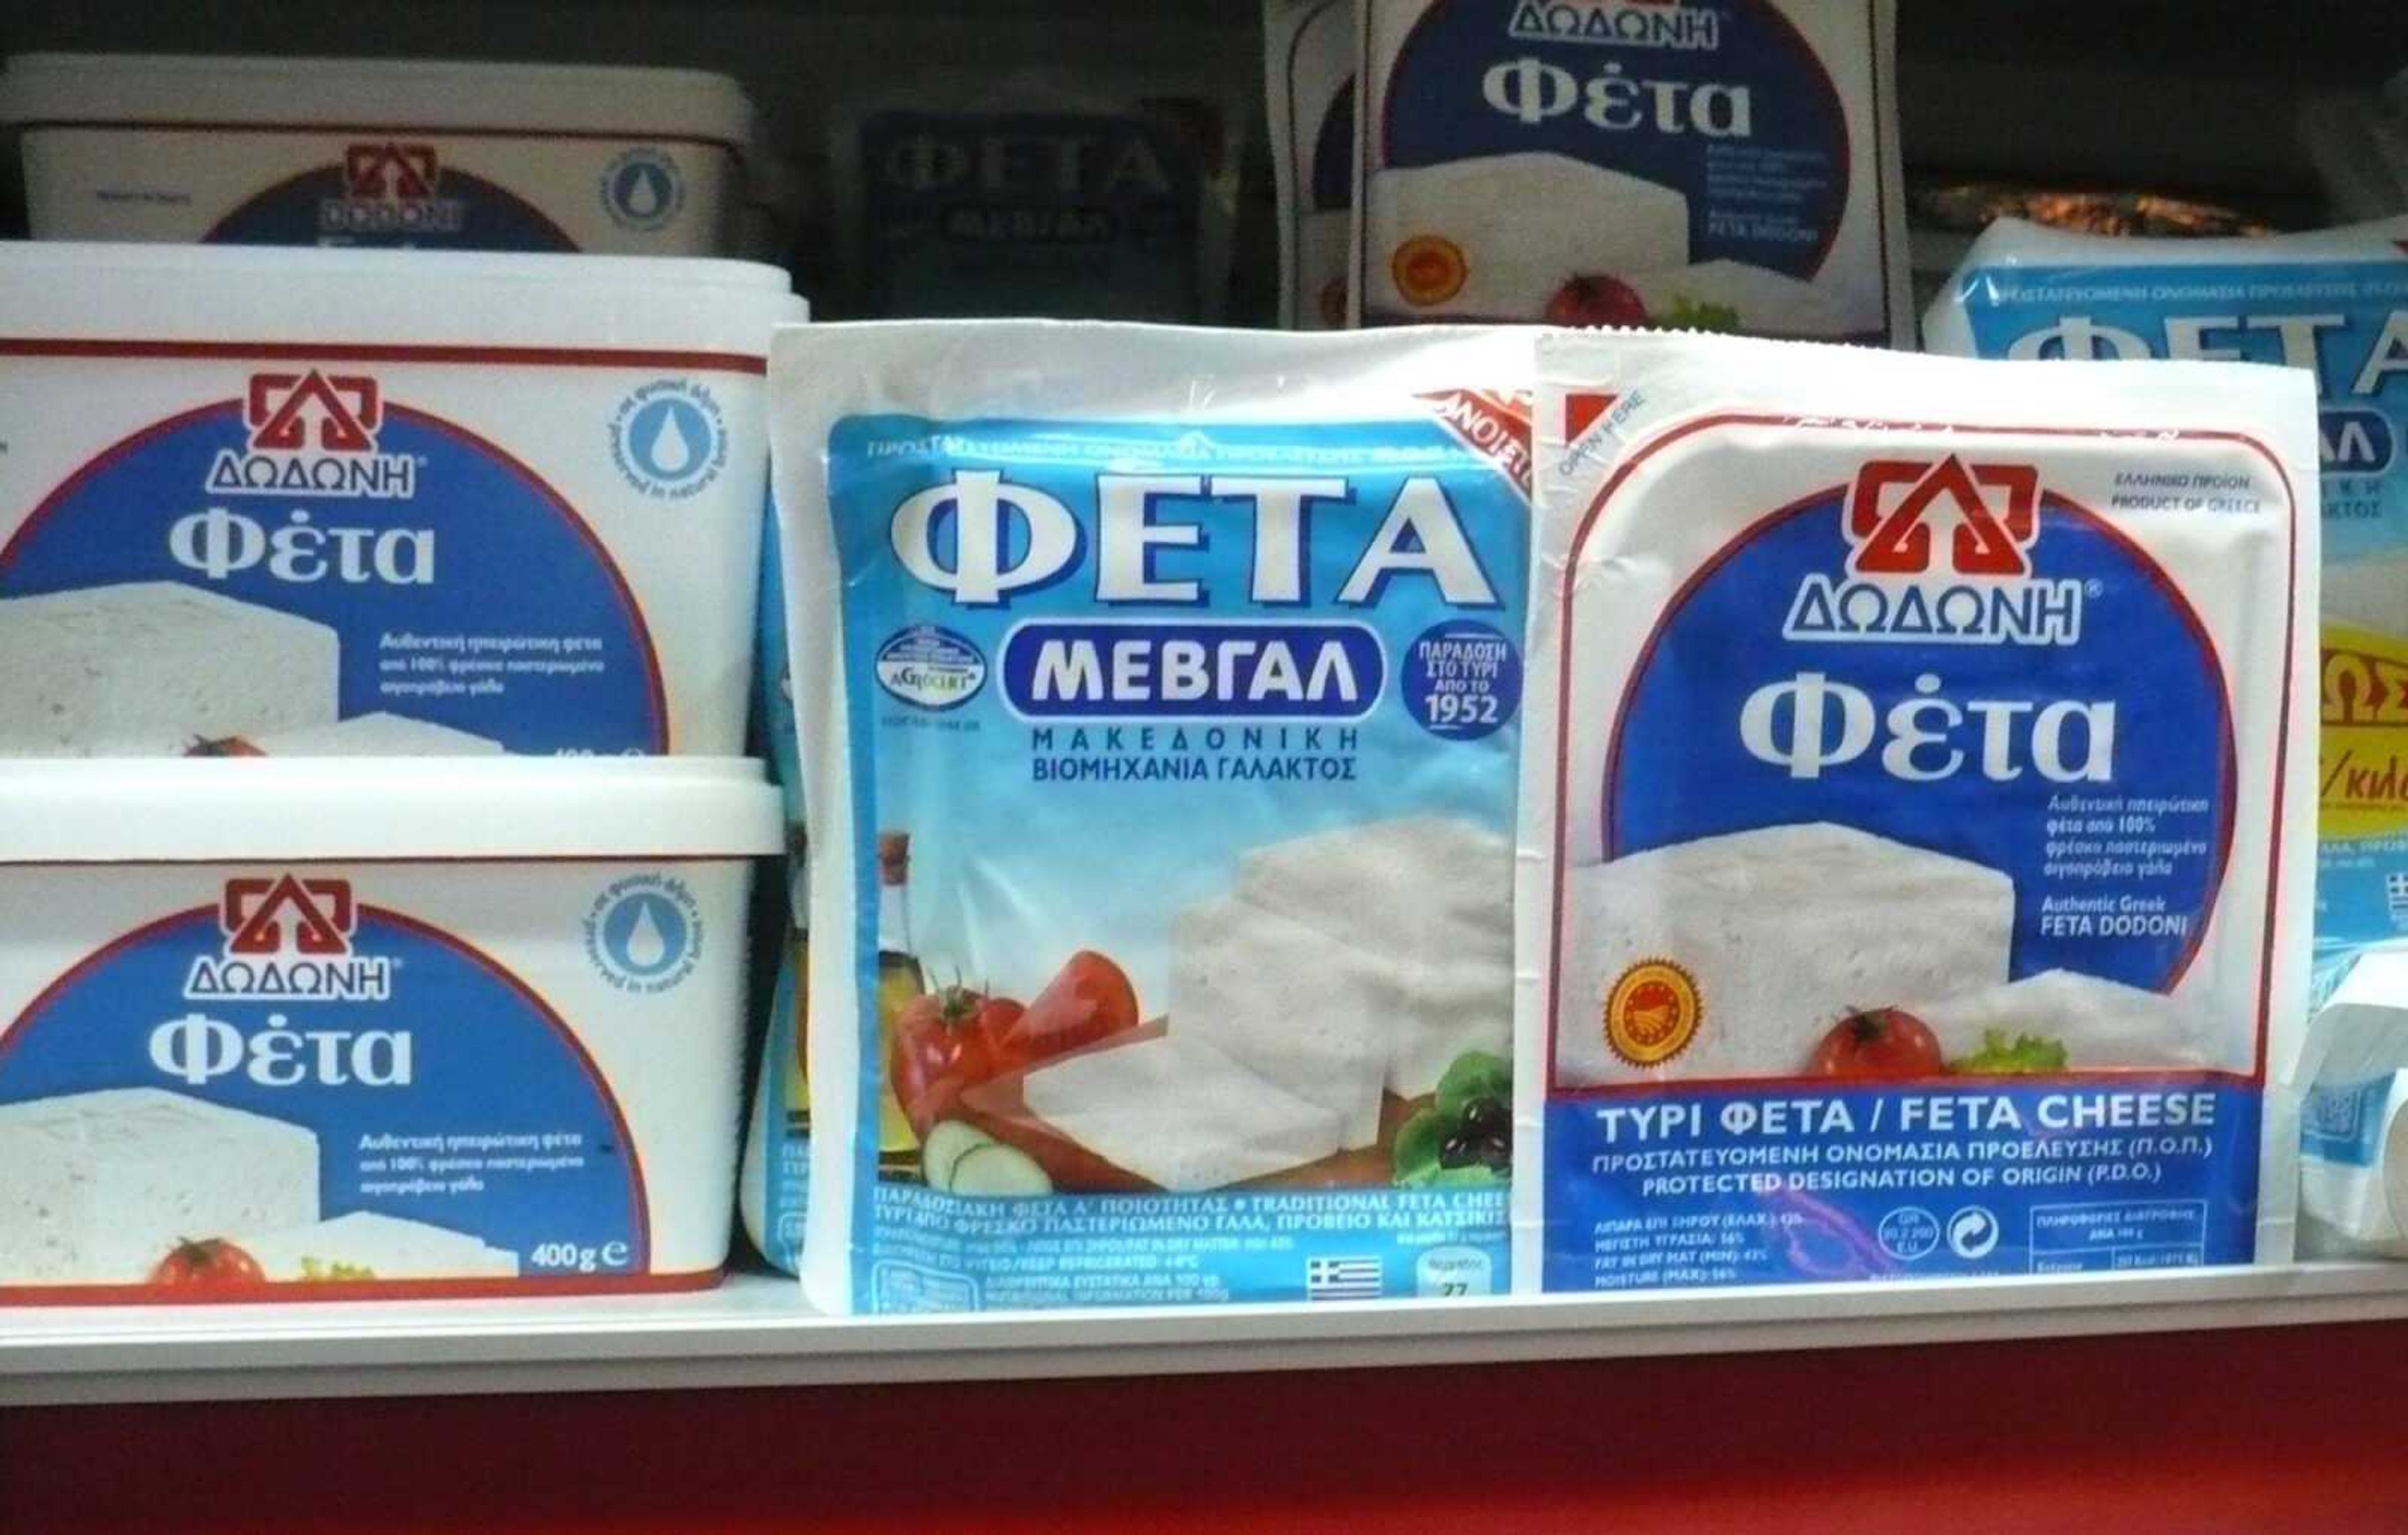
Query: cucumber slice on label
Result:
<box><xmin>946</xmin><ymin>1142</ymin><xmax>1053</xmax><ymax>1198</ymax></box>
<box><xmin>920</xmin><ymin>1120</ymin><xmax>995</xmax><ymax>1191</ymax></box>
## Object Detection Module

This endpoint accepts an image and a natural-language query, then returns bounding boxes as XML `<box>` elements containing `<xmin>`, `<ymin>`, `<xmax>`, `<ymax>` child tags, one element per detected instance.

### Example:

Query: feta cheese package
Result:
<box><xmin>1521</xmin><ymin>330</ymin><xmax>2318</xmax><ymax>1289</ymax></box>
<box><xmin>0</xmin><ymin>53</ymin><xmax>753</xmax><ymax>254</ymax></box>
<box><xmin>0</xmin><ymin>242</ymin><xmax>803</xmax><ymax>757</ymax></box>
<box><xmin>2291</xmin><ymin>946</ymin><xmax>2408</xmax><ymax>1257</ymax></box>
<box><xmin>776</xmin><ymin>321</ymin><xmax>1532</xmax><ymax>1312</ymax></box>
<box><xmin>737</xmin><ymin>514</ymin><xmax>814</xmax><ymax>1275</ymax></box>
<box><xmin>1265</xmin><ymin>0</ymin><xmax>1359</xmax><ymax>329</ymax></box>
<box><xmin>1355</xmin><ymin>0</ymin><xmax>1907</xmax><ymax>343</ymax></box>
<box><xmin>830</xmin><ymin>68</ymin><xmax>1239</xmax><ymax>323</ymax></box>
<box><xmin>0</xmin><ymin>757</ymin><xmax>779</xmax><ymax>1299</ymax></box>
<box><xmin>1923</xmin><ymin>218</ymin><xmax>2408</xmax><ymax>992</ymax></box>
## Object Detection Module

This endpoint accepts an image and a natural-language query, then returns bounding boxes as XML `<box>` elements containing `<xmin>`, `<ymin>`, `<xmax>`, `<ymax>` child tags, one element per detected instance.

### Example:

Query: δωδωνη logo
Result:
<box><xmin>1507</xmin><ymin>0</ymin><xmax>1722</xmax><ymax>51</ymax></box>
<box><xmin>1782</xmin><ymin>456</ymin><xmax>2086</xmax><ymax>647</ymax></box>
<box><xmin>320</xmin><ymin>142</ymin><xmax>467</xmax><ymax>238</ymax></box>
<box><xmin>183</xmin><ymin>874</ymin><xmax>395</xmax><ymax>1003</ymax></box>
<box><xmin>204</xmin><ymin>371</ymin><xmax>420</xmax><ymax>500</ymax></box>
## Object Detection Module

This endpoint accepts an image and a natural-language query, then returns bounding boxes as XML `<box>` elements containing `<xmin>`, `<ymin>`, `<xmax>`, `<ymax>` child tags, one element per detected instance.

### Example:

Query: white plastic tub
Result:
<box><xmin>0</xmin><ymin>53</ymin><xmax>754</xmax><ymax>254</ymax></box>
<box><xmin>0</xmin><ymin>241</ymin><xmax>805</xmax><ymax>757</ymax></box>
<box><xmin>0</xmin><ymin>757</ymin><xmax>779</xmax><ymax>1302</ymax></box>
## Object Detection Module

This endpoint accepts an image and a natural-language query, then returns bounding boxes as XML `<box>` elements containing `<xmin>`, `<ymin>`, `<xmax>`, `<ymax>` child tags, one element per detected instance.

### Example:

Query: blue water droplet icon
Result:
<box><xmin>623</xmin><ymin>165</ymin><xmax>663</xmax><ymax>217</ymax></box>
<box><xmin>647</xmin><ymin>406</ymin><xmax>696</xmax><ymax>475</ymax></box>
<box><xmin>624</xmin><ymin>900</ymin><xmax>670</xmax><ymax>968</ymax></box>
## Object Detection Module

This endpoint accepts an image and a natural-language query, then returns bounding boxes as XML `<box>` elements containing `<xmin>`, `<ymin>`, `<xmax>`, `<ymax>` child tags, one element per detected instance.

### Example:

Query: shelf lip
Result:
<box><xmin>9</xmin><ymin>1261</ymin><xmax>2408</xmax><ymax>1406</ymax></box>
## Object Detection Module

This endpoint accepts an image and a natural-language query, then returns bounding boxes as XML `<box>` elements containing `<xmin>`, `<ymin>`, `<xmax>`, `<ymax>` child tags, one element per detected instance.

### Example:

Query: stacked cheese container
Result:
<box><xmin>0</xmin><ymin>239</ymin><xmax>800</xmax><ymax>1299</ymax></box>
<box><xmin>0</xmin><ymin>53</ymin><xmax>759</xmax><ymax>255</ymax></box>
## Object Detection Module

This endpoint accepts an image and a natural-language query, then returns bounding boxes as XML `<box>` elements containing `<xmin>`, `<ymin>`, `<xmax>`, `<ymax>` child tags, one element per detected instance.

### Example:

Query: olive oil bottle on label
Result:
<box><xmin>876</xmin><ymin>830</ymin><xmax>927</xmax><ymax>1166</ymax></box>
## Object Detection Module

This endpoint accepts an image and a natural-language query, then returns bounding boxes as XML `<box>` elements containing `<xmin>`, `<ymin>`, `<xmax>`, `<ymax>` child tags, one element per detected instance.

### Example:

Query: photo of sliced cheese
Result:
<box><xmin>1365</xmin><ymin>152</ymin><xmax>1689</xmax><ymax>318</ymax></box>
<box><xmin>238</xmin><ymin>1210</ymin><xmax>520</xmax><ymax>1280</ymax></box>
<box><xmin>0</xmin><ymin>1087</ymin><xmax>319</xmax><ymax>1284</ymax></box>
<box><xmin>1170</xmin><ymin>893</ymin><xmax>1391</xmax><ymax>1148</ymax></box>
<box><xmin>1626</xmin><ymin>260</ymin><xmax>1856</xmax><ymax>338</ymax></box>
<box><xmin>1918</xmin><ymin>969</ymin><xmax>2214</xmax><ymax>1070</ymax></box>
<box><xmin>1232</xmin><ymin>816</ymin><xmax>1512</xmax><ymax>1099</ymax></box>
<box><xmin>1556</xmin><ymin>823</ymin><xmax>2014</xmax><ymax>1085</ymax></box>
<box><xmin>1023</xmin><ymin>1033</ymin><xmax>1344</xmax><ymax>1191</ymax></box>
<box><xmin>0</xmin><ymin>581</ymin><xmax>338</xmax><ymax>756</ymax></box>
<box><xmin>246</xmin><ymin>712</ymin><xmax>506</xmax><ymax>757</ymax></box>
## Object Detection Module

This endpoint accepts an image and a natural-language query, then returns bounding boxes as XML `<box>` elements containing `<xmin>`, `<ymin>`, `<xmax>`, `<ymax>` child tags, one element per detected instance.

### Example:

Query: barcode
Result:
<box><xmin>1306</xmin><ymin>1256</ymin><xmax>1383</xmax><ymax>1301</ymax></box>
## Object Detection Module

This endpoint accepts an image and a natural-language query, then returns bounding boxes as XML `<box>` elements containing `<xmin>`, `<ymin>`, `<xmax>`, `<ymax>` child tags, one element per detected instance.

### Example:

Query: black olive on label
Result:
<box><xmin>1439</xmin><ymin>1132</ymin><xmax>1477</xmax><ymax>1169</ymax></box>
<box><xmin>1477</xmin><ymin>1138</ymin><xmax>1511</xmax><ymax>1171</ymax></box>
<box><xmin>1460</xmin><ymin>1097</ymin><xmax>1507</xmax><ymax>1136</ymax></box>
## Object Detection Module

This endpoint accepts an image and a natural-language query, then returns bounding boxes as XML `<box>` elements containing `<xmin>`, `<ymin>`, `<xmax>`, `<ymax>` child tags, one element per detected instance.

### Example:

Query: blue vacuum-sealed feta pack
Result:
<box><xmin>1519</xmin><ymin>330</ymin><xmax>2318</xmax><ymax>1290</ymax></box>
<box><xmin>1355</xmin><ymin>0</ymin><xmax>1907</xmax><ymax>343</ymax></box>
<box><xmin>737</xmin><ymin>514</ymin><xmax>811</xmax><ymax>1275</ymax></box>
<box><xmin>1923</xmin><ymin>217</ymin><xmax>2408</xmax><ymax>996</ymax></box>
<box><xmin>775</xmin><ymin>321</ymin><xmax>1533</xmax><ymax>1313</ymax></box>
<box><xmin>828</xmin><ymin>60</ymin><xmax>1241</xmax><ymax>323</ymax></box>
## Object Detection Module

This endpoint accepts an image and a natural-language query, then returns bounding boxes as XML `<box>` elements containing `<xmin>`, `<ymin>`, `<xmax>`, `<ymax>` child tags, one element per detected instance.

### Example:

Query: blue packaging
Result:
<box><xmin>1923</xmin><ymin>217</ymin><xmax>2408</xmax><ymax>998</ymax></box>
<box><xmin>775</xmin><ymin>322</ymin><xmax>1533</xmax><ymax>1312</ymax></box>
<box><xmin>737</xmin><ymin>514</ymin><xmax>811</xmax><ymax>1274</ymax></box>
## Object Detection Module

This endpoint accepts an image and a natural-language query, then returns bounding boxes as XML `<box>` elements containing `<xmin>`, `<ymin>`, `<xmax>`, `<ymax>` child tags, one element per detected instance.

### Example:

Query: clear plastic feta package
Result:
<box><xmin>2292</xmin><ymin>944</ymin><xmax>2408</xmax><ymax>1258</ymax></box>
<box><xmin>774</xmin><ymin>321</ymin><xmax>1533</xmax><ymax>1312</ymax></box>
<box><xmin>1519</xmin><ymin>330</ymin><xmax>2318</xmax><ymax>1290</ymax></box>
<box><xmin>1265</xmin><ymin>0</ymin><xmax>1358</xmax><ymax>329</ymax></box>
<box><xmin>1355</xmin><ymin>0</ymin><xmax>1908</xmax><ymax>343</ymax></box>
<box><xmin>1922</xmin><ymin>216</ymin><xmax>2408</xmax><ymax>994</ymax></box>
<box><xmin>827</xmin><ymin>62</ymin><xmax>1241</xmax><ymax>323</ymax></box>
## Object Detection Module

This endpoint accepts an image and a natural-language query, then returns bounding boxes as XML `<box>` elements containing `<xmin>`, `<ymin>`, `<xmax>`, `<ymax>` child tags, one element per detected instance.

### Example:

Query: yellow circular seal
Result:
<box><xmin>1604</xmin><ymin>960</ymin><xmax>1699</xmax><ymax>1068</ymax></box>
<box><xmin>1391</xmin><ymin>235</ymin><xmax>1468</xmax><ymax>307</ymax></box>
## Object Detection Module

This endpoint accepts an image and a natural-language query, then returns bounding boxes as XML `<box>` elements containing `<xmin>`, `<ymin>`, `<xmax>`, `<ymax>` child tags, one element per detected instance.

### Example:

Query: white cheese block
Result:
<box><xmin>238</xmin><ymin>1210</ymin><xmax>519</xmax><ymax>1280</ymax></box>
<box><xmin>0</xmin><ymin>1087</ymin><xmax>319</xmax><ymax>1284</ymax></box>
<box><xmin>1365</xmin><ymin>152</ymin><xmax>1689</xmax><ymax>318</ymax></box>
<box><xmin>1233</xmin><ymin>816</ymin><xmax>1513</xmax><ymax>1097</ymax></box>
<box><xmin>1023</xmin><ymin>1033</ymin><xmax>1344</xmax><ymax>1191</ymax></box>
<box><xmin>1556</xmin><ymin>823</ymin><xmax>2014</xmax><ymax>1085</ymax></box>
<box><xmin>248</xmin><ymin>712</ymin><xmax>505</xmax><ymax>756</ymax></box>
<box><xmin>1918</xmin><ymin>969</ymin><xmax>2212</xmax><ymax>1070</ymax></box>
<box><xmin>1170</xmin><ymin>894</ymin><xmax>1390</xmax><ymax>1147</ymax></box>
<box><xmin>0</xmin><ymin>581</ymin><xmax>338</xmax><ymax>756</ymax></box>
<box><xmin>1626</xmin><ymin>260</ymin><xmax>1854</xmax><ymax>338</ymax></box>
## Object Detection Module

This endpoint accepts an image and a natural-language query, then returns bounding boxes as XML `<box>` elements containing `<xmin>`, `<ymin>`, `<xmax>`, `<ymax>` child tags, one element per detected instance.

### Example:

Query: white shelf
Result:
<box><xmin>9</xmin><ymin>1260</ymin><xmax>2408</xmax><ymax>1406</ymax></box>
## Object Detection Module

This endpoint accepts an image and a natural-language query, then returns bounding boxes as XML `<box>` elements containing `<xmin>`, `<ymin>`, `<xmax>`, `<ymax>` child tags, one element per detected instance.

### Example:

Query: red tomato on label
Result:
<box><xmin>1807</xmin><ymin>1008</ymin><xmax>1945</xmax><ymax>1080</ymax></box>
<box><xmin>1545</xmin><ymin>274</ymin><xmax>1650</xmax><ymax>329</ymax></box>
<box><xmin>971</xmin><ymin>996</ymin><xmax>1027</xmax><ymax>1069</ymax></box>
<box><xmin>996</xmin><ymin>951</ymin><xmax>1140</xmax><ymax>1065</ymax></box>
<box><xmin>149</xmin><ymin>1238</ymin><xmax>265</xmax><ymax>1289</ymax></box>
<box><xmin>890</xmin><ymin>986</ymin><xmax>998</xmax><ymax>1136</ymax></box>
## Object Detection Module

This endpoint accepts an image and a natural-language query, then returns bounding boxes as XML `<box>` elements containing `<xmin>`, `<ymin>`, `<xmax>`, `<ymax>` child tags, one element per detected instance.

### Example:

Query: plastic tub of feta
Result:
<box><xmin>0</xmin><ymin>52</ymin><xmax>754</xmax><ymax>253</ymax></box>
<box><xmin>0</xmin><ymin>756</ymin><xmax>779</xmax><ymax>1300</ymax></box>
<box><xmin>0</xmin><ymin>240</ymin><xmax>804</xmax><ymax>757</ymax></box>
